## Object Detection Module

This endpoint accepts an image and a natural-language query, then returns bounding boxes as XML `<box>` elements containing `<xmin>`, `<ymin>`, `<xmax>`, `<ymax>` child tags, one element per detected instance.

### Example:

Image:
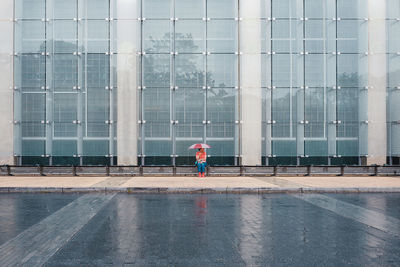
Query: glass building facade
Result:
<box><xmin>5</xmin><ymin>0</ymin><xmax>399</xmax><ymax>166</ymax></box>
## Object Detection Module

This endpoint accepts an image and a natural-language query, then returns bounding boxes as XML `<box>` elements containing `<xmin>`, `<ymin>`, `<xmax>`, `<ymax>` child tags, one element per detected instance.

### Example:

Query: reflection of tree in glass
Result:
<box><xmin>144</xmin><ymin>32</ymin><xmax>233</xmax><ymax>108</ymax></box>
<box><xmin>144</xmin><ymin>33</ymin><xmax>215</xmax><ymax>87</ymax></box>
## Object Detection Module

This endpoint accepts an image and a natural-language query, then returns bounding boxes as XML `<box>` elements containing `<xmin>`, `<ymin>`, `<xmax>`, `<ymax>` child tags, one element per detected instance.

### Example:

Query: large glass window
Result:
<box><xmin>139</xmin><ymin>0</ymin><xmax>238</xmax><ymax>165</ymax></box>
<box><xmin>14</xmin><ymin>0</ymin><xmax>114</xmax><ymax>165</ymax></box>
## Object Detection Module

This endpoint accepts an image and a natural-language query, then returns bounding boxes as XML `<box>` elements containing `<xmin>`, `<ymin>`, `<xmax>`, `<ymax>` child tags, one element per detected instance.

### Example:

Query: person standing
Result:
<box><xmin>196</xmin><ymin>148</ymin><xmax>207</xmax><ymax>178</ymax></box>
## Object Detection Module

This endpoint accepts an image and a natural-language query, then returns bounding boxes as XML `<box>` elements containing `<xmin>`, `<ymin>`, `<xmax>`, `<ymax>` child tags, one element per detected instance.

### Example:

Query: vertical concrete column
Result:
<box><xmin>366</xmin><ymin>0</ymin><xmax>387</xmax><ymax>165</ymax></box>
<box><xmin>116</xmin><ymin>0</ymin><xmax>139</xmax><ymax>165</ymax></box>
<box><xmin>240</xmin><ymin>0</ymin><xmax>262</xmax><ymax>165</ymax></box>
<box><xmin>0</xmin><ymin>0</ymin><xmax>14</xmax><ymax>164</ymax></box>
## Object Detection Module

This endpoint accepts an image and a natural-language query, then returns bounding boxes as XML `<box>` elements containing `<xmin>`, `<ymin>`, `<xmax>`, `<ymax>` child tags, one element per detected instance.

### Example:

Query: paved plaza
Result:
<box><xmin>0</xmin><ymin>193</ymin><xmax>400</xmax><ymax>266</ymax></box>
<box><xmin>1</xmin><ymin>175</ymin><xmax>400</xmax><ymax>193</ymax></box>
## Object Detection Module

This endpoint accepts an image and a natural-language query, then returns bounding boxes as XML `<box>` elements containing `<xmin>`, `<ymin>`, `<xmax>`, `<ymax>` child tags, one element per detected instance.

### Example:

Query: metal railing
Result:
<box><xmin>0</xmin><ymin>165</ymin><xmax>399</xmax><ymax>177</ymax></box>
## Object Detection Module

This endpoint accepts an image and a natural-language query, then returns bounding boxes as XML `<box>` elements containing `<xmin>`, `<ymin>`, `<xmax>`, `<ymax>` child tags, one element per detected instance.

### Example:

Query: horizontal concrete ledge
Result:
<box><xmin>1</xmin><ymin>187</ymin><xmax>400</xmax><ymax>194</ymax></box>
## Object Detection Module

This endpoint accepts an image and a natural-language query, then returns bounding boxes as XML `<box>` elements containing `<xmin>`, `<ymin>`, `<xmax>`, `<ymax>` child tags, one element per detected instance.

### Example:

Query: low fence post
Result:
<box><xmin>6</xmin><ymin>165</ymin><xmax>11</xmax><ymax>176</ymax></box>
<box><xmin>37</xmin><ymin>164</ymin><xmax>43</xmax><ymax>176</ymax></box>
<box><xmin>374</xmin><ymin>165</ymin><xmax>378</xmax><ymax>176</ymax></box>
<box><xmin>340</xmin><ymin>166</ymin><xmax>345</xmax><ymax>176</ymax></box>
<box><xmin>72</xmin><ymin>165</ymin><xmax>77</xmax><ymax>176</ymax></box>
<box><xmin>139</xmin><ymin>165</ymin><xmax>143</xmax><ymax>176</ymax></box>
<box><xmin>273</xmin><ymin>166</ymin><xmax>277</xmax><ymax>176</ymax></box>
<box><xmin>306</xmin><ymin>165</ymin><xmax>311</xmax><ymax>176</ymax></box>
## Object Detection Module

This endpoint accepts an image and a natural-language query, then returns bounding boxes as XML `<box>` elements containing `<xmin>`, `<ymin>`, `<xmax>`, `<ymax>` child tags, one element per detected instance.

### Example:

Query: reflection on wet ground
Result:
<box><xmin>0</xmin><ymin>193</ymin><xmax>399</xmax><ymax>266</ymax></box>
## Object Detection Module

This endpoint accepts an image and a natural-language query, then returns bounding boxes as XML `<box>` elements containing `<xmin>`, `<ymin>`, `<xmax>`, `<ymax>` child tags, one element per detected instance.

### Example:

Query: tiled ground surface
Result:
<box><xmin>1</xmin><ymin>176</ymin><xmax>400</xmax><ymax>189</ymax></box>
<box><xmin>1</xmin><ymin>193</ymin><xmax>400</xmax><ymax>266</ymax></box>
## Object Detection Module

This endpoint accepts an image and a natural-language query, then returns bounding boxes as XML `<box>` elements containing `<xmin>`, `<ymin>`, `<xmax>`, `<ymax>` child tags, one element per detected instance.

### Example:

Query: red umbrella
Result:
<box><xmin>188</xmin><ymin>143</ymin><xmax>211</xmax><ymax>149</ymax></box>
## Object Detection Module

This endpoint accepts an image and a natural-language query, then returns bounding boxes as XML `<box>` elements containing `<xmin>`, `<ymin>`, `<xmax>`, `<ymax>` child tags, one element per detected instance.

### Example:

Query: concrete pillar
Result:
<box><xmin>116</xmin><ymin>0</ymin><xmax>139</xmax><ymax>165</ymax></box>
<box><xmin>240</xmin><ymin>0</ymin><xmax>262</xmax><ymax>165</ymax></box>
<box><xmin>366</xmin><ymin>0</ymin><xmax>387</xmax><ymax>165</ymax></box>
<box><xmin>0</xmin><ymin>0</ymin><xmax>14</xmax><ymax>164</ymax></box>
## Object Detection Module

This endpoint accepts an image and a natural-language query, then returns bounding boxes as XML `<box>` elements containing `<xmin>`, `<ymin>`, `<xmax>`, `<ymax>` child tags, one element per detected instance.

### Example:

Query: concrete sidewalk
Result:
<box><xmin>1</xmin><ymin>175</ymin><xmax>400</xmax><ymax>193</ymax></box>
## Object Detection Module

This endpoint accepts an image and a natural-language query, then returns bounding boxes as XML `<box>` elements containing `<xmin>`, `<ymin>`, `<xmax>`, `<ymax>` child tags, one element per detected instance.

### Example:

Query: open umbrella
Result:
<box><xmin>188</xmin><ymin>143</ymin><xmax>211</xmax><ymax>149</ymax></box>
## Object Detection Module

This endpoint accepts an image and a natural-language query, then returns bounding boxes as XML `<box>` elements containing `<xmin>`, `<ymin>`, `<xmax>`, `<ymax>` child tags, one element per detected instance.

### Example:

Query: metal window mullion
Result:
<box><xmin>44</xmin><ymin>0</ymin><xmax>53</xmax><ymax>164</ymax></box>
<box><xmin>171</xmin><ymin>2</ymin><xmax>176</xmax><ymax>164</ymax></box>
<box><xmin>323</xmin><ymin>3</ymin><xmax>327</xmax><ymax>140</ymax></box>
<box><xmin>140</xmin><ymin>0</ymin><xmax>145</xmax><ymax>165</ymax></box>
<box><xmin>267</xmin><ymin>0</ymin><xmax>273</xmax><ymax>164</ymax></box>
<box><xmin>77</xmin><ymin>2</ymin><xmax>83</xmax><ymax>158</ymax></box>
<box><xmin>335</xmin><ymin>0</ymin><xmax>339</xmax><ymax>158</ymax></box>
<box><xmin>204</xmin><ymin>0</ymin><xmax>208</xmax><ymax>144</ymax></box>
<box><xmin>107</xmin><ymin>0</ymin><xmax>114</xmax><ymax>164</ymax></box>
<box><xmin>236</xmin><ymin>0</ymin><xmax>241</xmax><ymax>165</ymax></box>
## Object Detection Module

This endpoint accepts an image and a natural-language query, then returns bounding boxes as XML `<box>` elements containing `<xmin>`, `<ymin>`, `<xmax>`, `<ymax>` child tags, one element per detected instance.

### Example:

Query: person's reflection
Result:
<box><xmin>195</xmin><ymin>196</ymin><xmax>208</xmax><ymax>227</ymax></box>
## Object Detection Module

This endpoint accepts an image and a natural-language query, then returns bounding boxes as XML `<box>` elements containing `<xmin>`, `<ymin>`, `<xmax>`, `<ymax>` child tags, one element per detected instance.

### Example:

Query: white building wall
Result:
<box><xmin>367</xmin><ymin>0</ymin><xmax>387</xmax><ymax>165</ymax></box>
<box><xmin>0</xmin><ymin>0</ymin><xmax>14</xmax><ymax>164</ymax></box>
<box><xmin>240</xmin><ymin>0</ymin><xmax>262</xmax><ymax>165</ymax></box>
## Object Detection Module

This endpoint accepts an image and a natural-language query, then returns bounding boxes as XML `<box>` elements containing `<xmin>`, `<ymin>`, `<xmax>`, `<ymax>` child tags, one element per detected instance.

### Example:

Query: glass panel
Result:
<box><xmin>175</xmin><ymin>88</ymin><xmax>204</xmax><ymax>139</ymax></box>
<box><xmin>21</xmin><ymin>93</ymin><xmax>45</xmax><ymax>122</ymax></box>
<box><xmin>15</xmin><ymin>54</ymin><xmax>46</xmax><ymax>89</ymax></box>
<box><xmin>175</xmin><ymin>0</ymin><xmax>204</xmax><ymax>19</ymax></box>
<box><xmin>207</xmin><ymin>54</ymin><xmax>237</xmax><ymax>87</ymax></box>
<box><xmin>143</xmin><ymin>88</ymin><xmax>170</xmax><ymax>122</ymax></box>
<box><xmin>305</xmin><ymin>54</ymin><xmax>324</xmax><ymax>87</ymax></box>
<box><xmin>337</xmin><ymin>0</ymin><xmax>367</xmax><ymax>19</ymax></box>
<box><xmin>143</xmin><ymin>0</ymin><xmax>172</xmax><ymax>19</ymax></box>
<box><xmin>22</xmin><ymin>140</ymin><xmax>45</xmax><ymax>156</ymax></box>
<box><xmin>272</xmin><ymin>54</ymin><xmax>303</xmax><ymax>87</ymax></box>
<box><xmin>305</xmin><ymin>88</ymin><xmax>325</xmax><ymax>138</ymax></box>
<box><xmin>337</xmin><ymin>54</ymin><xmax>367</xmax><ymax>87</ymax></box>
<box><xmin>83</xmin><ymin>140</ymin><xmax>109</xmax><ymax>156</ymax></box>
<box><xmin>305</xmin><ymin>0</ymin><xmax>336</xmax><ymax>19</ymax></box>
<box><xmin>53</xmin><ymin>140</ymin><xmax>77</xmax><ymax>156</ymax></box>
<box><xmin>337</xmin><ymin>88</ymin><xmax>359</xmax><ymax>156</ymax></box>
<box><xmin>387</xmin><ymin>21</ymin><xmax>400</xmax><ymax>54</ymax></box>
<box><xmin>53</xmin><ymin>93</ymin><xmax>77</xmax><ymax>137</ymax></box>
<box><xmin>271</xmin><ymin>20</ymin><xmax>303</xmax><ymax>53</ymax></box>
<box><xmin>206</xmin><ymin>123</ymin><xmax>235</xmax><ymax>138</ymax></box>
<box><xmin>143</xmin><ymin>20</ymin><xmax>171</xmax><ymax>53</ymax></box>
<box><xmin>144</xmin><ymin>122</ymin><xmax>171</xmax><ymax>138</ymax></box>
<box><xmin>53</xmin><ymin>54</ymin><xmax>78</xmax><ymax>90</ymax></box>
<box><xmin>305</xmin><ymin>20</ymin><xmax>336</xmax><ymax>53</ymax></box>
<box><xmin>175</xmin><ymin>54</ymin><xmax>205</xmax><ymax>87</ymax></box>
<box><xmin>390</xmin><ymin>125</ymin><xmax>400</xmax><ymax>156</ymax></box>
<box><xmin>15</xmin><ymin>21</ymin><xmax>45</xmax><ymax>53</ymax></box>
<box><xmin>388</xmin><ymin>56</ymin><xmax>400</xmax><ymax>88</ymax></box>
<box><xmin>175</xmin><ymin>21</ymin><xmax>204</xmax><ymax>53</ymax></box>
<box><xmin>143</xmin><ymin>54</ymin><xmax>171</xmax><ymax>87</ymax></box>
<box><xmin>143</xmin><ymin>139</ymin><xmax>172</xmax><ymax>158</ymax></box>
<box><xmin>86</xmin><ymin>20</ymin><xmax>109</xmax><ymax>53</ymax></box>
<box><xmin>206</xmin><ymin>140</ymin><xmax>235</xmax><ymax>157</ymax></box>
<box><xmin>51</xmin><ymin>0</ymin><xmax>77</xmax><ymax>19</ymax></box>
<box><xmin>337</xmin><ymin>20</ymin><xmax>368</xmax><ymax>53</ymax></box>
<box><xmin>207</xmin><ymin>88</ymin><xmax>236</xmax><ymax>123</ymax></box>
<box><xmin>21</xmin><ymin>123</ymin><xmax>46</xmax><ymax>137</ymax></box>
<box><xmin>175</xmin><ymin>88</ymin><xmax>204</xmax><ymax>123</ymax></box>
<box><xmin>207</xmin><ymin>20</ymin><xmax>237</xmax><ymax>53</ymax></box>
<box><xmin>86</xmin><ymin>88</ymin><xmax>109</xmax><ymax>137</ymax></box>
<box><xmin>52</xmin><ymin>20</ymin><xmax>77</xmax><ymax>53</ymax></box>
<box><xmin>271</xmin><ymin>0</ymin><xmax>301</xmax><ymax>19</ymax></box>
<box><xmin>387</xmin><ymin>0</ymin><xmax>400</xmax><ymax>19</ymax></box>
<box><xmin>15</xmin><ymin>0</ymin><xmax>45</xmax><ymax>19</ymax></box>
<box><xmin>272</xmin><ymin>88</ymin><xmax>291</xmax><ymax>138</ymax></box>
<box><xmin>86</xmin><ymin>0</ymin><xmax>109</xmax><ymax>19</ymax></box>
<box><xmin>21</xmin><ymin>93</ymin><xmax>46</xmax><ymax>138</ymax></box>
<box><xmin>86</xmin><ymin>53</ymin><xmax>110</xmax><ymax>88</ymax></box>
<box><xmin>207</xmin><ymin>0</ymin><xmax>236</xmax><ymax>18</ymax></box>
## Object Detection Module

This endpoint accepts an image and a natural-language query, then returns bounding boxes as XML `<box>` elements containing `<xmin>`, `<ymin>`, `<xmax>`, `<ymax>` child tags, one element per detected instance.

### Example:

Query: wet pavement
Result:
<box><xmin>1</xmin><ymin>194</ymin><xmax>400</xmax><ymax>266</ymax></box>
